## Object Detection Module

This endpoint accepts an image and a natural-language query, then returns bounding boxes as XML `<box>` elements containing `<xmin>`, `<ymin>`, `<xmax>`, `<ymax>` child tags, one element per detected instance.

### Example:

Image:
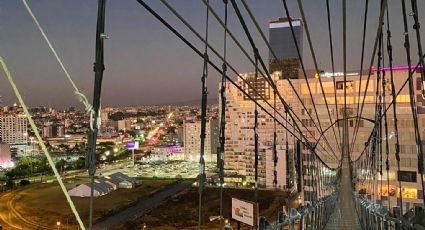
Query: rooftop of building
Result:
<box><xmin>269</xmin><ymin>17</ymin><xmax>303</xmax><ymax>25</ymax></box>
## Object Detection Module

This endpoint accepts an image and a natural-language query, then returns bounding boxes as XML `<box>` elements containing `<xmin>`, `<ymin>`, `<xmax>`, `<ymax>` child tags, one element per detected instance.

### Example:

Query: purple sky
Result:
<box><xmin>0</xmin><ymin>0</ymin><xmax>424</xmax><ymax>108</ymax></box>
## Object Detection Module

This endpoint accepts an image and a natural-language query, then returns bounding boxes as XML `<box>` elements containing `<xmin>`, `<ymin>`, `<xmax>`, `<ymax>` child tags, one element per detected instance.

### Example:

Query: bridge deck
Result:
<box><xmin>324</xmin><ymin>157</ymin><xmax>361</xmax><ymax>230</ymax></box>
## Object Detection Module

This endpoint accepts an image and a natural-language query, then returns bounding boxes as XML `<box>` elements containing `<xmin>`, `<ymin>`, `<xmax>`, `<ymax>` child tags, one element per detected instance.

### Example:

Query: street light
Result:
<box><xmin>56</xmin><ymin>221</ymin><xmax>61</xmax><ymax>230</ymax></box>
<box><xmin>23</xmin><ymin>132</ymin><xmax>28</xmax><ymax>155</ymax></box>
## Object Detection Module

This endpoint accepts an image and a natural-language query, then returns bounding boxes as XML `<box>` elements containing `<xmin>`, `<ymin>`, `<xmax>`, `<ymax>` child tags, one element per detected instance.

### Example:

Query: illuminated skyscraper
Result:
<box><xmin>183</xmin><ymin>118</ymin><xmax>219</xmax><ymax>163</ymax></box>
<box><xmin>269</xmin><ymin>17</ymin><xmax>303</xmax><ymax>79</ymax></box>
<box><xmin>221</xmin><ymin>71</ymin><xmax>295</xmax><ymax>187</ymax></box>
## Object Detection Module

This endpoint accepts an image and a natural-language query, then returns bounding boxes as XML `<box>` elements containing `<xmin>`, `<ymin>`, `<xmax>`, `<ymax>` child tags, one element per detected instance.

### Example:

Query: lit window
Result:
<box><xmin>301</xmin><ymin>83</ymin><xmax>316</xmax><ymax>95</ymax></box>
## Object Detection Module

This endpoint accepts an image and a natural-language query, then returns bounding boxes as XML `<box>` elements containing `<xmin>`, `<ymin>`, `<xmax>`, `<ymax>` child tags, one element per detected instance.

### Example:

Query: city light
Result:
<box><xmin>1</xmin><ymin>3</ymin><xmax>424</xmax><ymax>229</ymax></box>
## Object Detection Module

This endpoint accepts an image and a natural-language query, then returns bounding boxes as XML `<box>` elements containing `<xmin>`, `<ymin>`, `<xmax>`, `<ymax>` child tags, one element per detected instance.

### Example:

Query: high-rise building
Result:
<box><xmin>43</xmin><ymin>122</ymin><xmax>65</xmax><ymax>138</ymax></box>
<box><xmin>101</xmin><ymin>111</ymin><xmax>108</xmax><ymax>123</ymax></box>
<box><xmin>222</xmin><ymin>71</ymin><xmax>296</xmax><ymax>187</ymax></box>
<box><xmin>183</xmin><ymin>118</ymin><xmax>219</xmax><ymax>163</ymax></box>
<box><xmin>101</xmin><ymin>111</ymin><xmax>109</xmax><ymax>133</ymax></box>
<box><xmin>117</xmin><ymin>119</ymin><xmax>132</xmax><ymax>131</ymax></box>
<box><xmin>222</xmin><ymin>66</ymin><xmax>425</xmax><ymax>206</ymax></box>
<box><xmin>0</xmin><ymin>115</ymin><xmax>28</xmax><ymax>145</ymax></box>
<box><xmin>177</xmin><ymin>126</ymin><xmax>184</xmax><ymax>144</ymax></box>
<box><xmin>296</xmin><ymin>67</ymin><xmax>425</xmax><ymax>209</ymax></box>
<box><xmin>241</xmin><ymin>72</ymin><xmax>272</xmax><ymax>100</ymax></box>
<box><xmin>269</xmin><ymin>17</ymin><xmax>303</xmax><ymax>78</ymax></box>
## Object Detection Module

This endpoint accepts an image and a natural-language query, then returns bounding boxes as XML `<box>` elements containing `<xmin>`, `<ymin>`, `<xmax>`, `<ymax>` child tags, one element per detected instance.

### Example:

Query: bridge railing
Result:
<box><xmin>354</xmin><ymin>192</ymin><xmax>425</xmax><ymax>230</ymax></box>
<box><xmin>223</xmin><ymin>193</ymin><xmax>337</xmax><ymax>230</ymax></box>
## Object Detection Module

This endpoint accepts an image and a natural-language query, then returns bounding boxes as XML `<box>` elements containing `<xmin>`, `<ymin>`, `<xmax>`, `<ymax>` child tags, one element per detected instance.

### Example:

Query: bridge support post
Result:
<box><xmin>414</xmin><ymin>206</ymin><xmax>425</xmax><ymax>227</ymax></box>
<box><xmin>317</xmin><ymin>206</ymin><xmax>321</xmax><ymax>230</ymax></box>
<box><xmin>277</xmin><ymin>211</ymin><xmax>284</xmax><ymax>230</ymax></box>
<box><xmin>258</xmin><ymin>217</ymin><xmax>266</xmax><ymax>230</ymax></box>
<box><xmin>372</xmin><ymin>209</ymin><xmax>377</xmax><ymax>230</ymax></box>
<box><xmin>305</xmin><ymin>210</ymin><xmax>311</xmax><ymax>230</ymax></box>
<box><xmin>302</xmin><ymin>211</ymin><xmax>307</xmax><ymax>230</ymax></box>
<box><xmin>309</xmin><ymin>207</ymin><xmax>316</xmax><ymax>229</ymax></box>
<box><xmin>377</xmin><ymin>215</ymin><xmax>383</xmax><ymax>230</ymax></box>
<box><xmin>383</xmin><ymin>217</ymin><xmax>389</xmax><ymax>230</ymax></box>
<box><xmin>359</xmin><ymin>203</ymin><xmax>364</xmax><ymax>229</ymax></box>
<box><xmin>393</xmin><ymin>206</ymin><xmax>401</xmax><ymax>230</ymax></box>
<box><xmin>366</xmin><ymin>209</ymin><xmax>370</xmax><ymax>229</ymax></box>
<box><xmin>299</xmin><ymin>210</ymin><xmax>304</xmax><ymax>230</ymax></box>
<box><xmin>358</xmin><ymin>202</ymin><xmax>364</xmax><ymax>229</ymax></box>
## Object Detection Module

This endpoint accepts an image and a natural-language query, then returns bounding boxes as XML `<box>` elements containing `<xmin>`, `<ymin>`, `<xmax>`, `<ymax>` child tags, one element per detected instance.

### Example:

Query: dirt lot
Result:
<box><xmin>2</xmin><ymin>178</ymin><xmax>175</xmax><ymax>229</ymax></box>
<box><xmin>119</xmin><ymin>186</ymin><xmax>292</xmax><ymax>230</ymax></box>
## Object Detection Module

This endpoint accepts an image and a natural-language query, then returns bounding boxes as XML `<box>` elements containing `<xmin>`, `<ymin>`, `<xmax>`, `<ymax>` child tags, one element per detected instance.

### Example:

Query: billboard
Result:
<box><xmin>127</xmin><ymin>141</ymin><xmax>139</xmax><ymax>150</ymax></box>
<box><xmin>398</xmin><ymin>171</ymin><xmax>417</xmax><ymax>182</ymax></box>
<box><xmin>398</xmin><ymin>188</ymin><xmax>417</xmax><ymax>199</ymax></box>
<box><xmin>231</xmin><ymin>198</ymin><xmax>258</xmax><ymax>226</ymax></box>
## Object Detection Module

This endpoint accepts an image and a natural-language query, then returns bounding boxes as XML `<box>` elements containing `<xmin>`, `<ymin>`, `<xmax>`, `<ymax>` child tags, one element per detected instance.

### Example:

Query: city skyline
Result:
<box><xmin>0</xmin><ymin>0</ymin><xmax>424</xmax><ymax>108</ymax></box>
<box><xmin>1</xmin><ymin>1</ymin><xmax>425</xmax><ymax>229</ymax></box>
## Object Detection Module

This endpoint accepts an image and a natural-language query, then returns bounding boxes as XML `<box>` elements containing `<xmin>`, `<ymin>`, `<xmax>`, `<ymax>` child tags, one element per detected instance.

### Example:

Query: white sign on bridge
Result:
<box><xmin>231</xmin><ymin>198</ymin><xmax>258</xmax><ymax>226</ymax></box>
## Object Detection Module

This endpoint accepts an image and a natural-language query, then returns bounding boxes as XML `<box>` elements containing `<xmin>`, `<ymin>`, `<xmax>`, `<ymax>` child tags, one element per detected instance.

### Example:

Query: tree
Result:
<box><xmin>5</xmin><ymin>180</ymin><xmax>14</xmax><ymax>189</ymax></box>
<box><xmin>5</xmin><ymin>170</ymin><xmax>16</xmax><ymax>180</ymax></box>
<box><xmin>55</xmin><ymin>159</ymin><xmax>67</xmax><ymax>172</ymax></box>
<box><xmin>73</xmin><ymin>157</ymin><xmax>86</xmax><ymax>170</ymax></box>
<box><xmin>19</xmin><ymin>180</ymin><xmax>30</xmax><ymax>187</ymax></box>
<box><xmin>37</xmin><ymin>157</ymin><xmax>52</xmax><ymax>174</ymax></box>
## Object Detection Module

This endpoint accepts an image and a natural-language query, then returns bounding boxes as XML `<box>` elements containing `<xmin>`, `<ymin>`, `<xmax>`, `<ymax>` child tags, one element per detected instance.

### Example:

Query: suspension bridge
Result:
<box><xmin>1</xmin><ymin>0</ymin><xmax>425</xmax><ymax>229</ymax></box>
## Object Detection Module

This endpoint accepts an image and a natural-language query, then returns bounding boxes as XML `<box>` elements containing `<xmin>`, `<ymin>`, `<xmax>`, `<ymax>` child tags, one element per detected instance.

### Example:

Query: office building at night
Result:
<box><xmin>221</xmin><ymin>67</ymin><xmax>425</xmax><ymax>208</ymax></box>
<box><xmin>269</xmin><ymin>17</ymin><xmax>303</xmax><ymax>79</ymax></box>
<box><xmin>183</xmin><ymin>118</ymin><xmax>219</xmax><ymax>163</ymax></box>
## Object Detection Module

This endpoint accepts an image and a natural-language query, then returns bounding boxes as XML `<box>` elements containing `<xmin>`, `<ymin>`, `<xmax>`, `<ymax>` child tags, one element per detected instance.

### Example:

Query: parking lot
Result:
<box><xmin>119</xmin><ymin>160</ymin><xmax>216</xmax><ymax>179</ymax></box>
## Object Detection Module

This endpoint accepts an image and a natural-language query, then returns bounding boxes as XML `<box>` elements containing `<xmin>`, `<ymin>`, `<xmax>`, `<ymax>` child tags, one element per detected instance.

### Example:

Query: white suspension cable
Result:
<box><xmin>0</xmin><ymin>56</ymin><xmax>86</xmax><ymax>230</ymax></box>
<box><xmin>22</xmin><ymin>0</ymin><xmax>98</xmax><ymax>130</ymax></box>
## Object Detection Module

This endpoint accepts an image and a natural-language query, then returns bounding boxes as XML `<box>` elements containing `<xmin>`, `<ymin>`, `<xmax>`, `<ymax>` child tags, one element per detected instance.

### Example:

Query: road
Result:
<box><xmin>93</xmin><ymin>181</ymin><xmax>190</xmax><ymax>229</ymax></box>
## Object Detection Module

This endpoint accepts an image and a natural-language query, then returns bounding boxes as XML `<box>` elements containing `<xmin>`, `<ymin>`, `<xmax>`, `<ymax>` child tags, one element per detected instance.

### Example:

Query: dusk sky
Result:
<box><xmin>0</xmin><ymin>0</ymin><xmax>424</xmax><ymax>108</ymax></box>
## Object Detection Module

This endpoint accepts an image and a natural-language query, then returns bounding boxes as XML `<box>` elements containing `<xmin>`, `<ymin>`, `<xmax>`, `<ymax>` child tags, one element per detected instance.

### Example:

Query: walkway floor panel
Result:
<box><xmin>324</xmin><ymin>158</ymin><xmax>361</xmax><ymax>230</ymax></box>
